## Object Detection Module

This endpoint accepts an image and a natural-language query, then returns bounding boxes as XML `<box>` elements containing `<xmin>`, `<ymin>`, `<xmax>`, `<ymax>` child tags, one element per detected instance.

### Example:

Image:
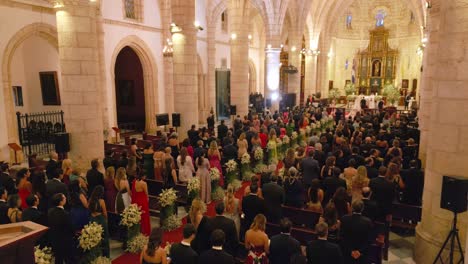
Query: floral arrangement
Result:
<box><xmin>231</xmin><ymin>179</ymin><xmax>242</xmax><ymax>190</ymax></box>
<box><xmin>225</xmin><ymin>159</ymin><xmax>240</xmax><ymax>186</ymax></box>
<box><xmin>282</xmin><ymin>135</ymin><xmax>290</xmax><ymax>145</ymax></box>
<box><xmin>383</xmin><ymin>84</ymin><xmax>400</xmax><ymax>105</ymax></box>
<box><xmin>254</xmin><ymin>148</ymin><xmax>264</xmax><ymax>162</ymax></box>
<box><xmin>161</xmin><ymin>214</ymin><xmax>182</xmax><ymax>231</ymax></box>
<box><xmin>241</xmin><ymin>153</ymin><xmax>251</xmax><ymax>164</ymax></box>
<box><xmin>291</xmin><ymin>131</ymin><xmax>299</xmax><ymax>147</ymax></box>
<box><xmin>120</xmin><ymin>204</ymin><xmax>142</xmax><ymax>228</ymax></box>
<box><xmin>253</xmin><ymin>163</ymin><xmax>267</xmax><ymax>174</ymax></box>
<box><xmin>211</xmin><ymin>186</ymin><xmax>225</xmax><ymax>201</ymax></box>
<box><xmin>209</xmin><ymin>167</ymin><xmax>220</xmax><ymax>182</ymax></box>
<box><xmin>291</xmin><ymin>132</ymin><xmax>298</xmax><ymax>140</ymax></box>
<box><xmin>347</xmin><ymin>94</ymin><xmax>357</xmax><ymax>101</ymax></box>
<box><xmin>305</xmin><ymin>126</ymin><xmax>311</xmax><ymax>136</ymax></box>
<box><xmin>91</xmin><ymin>257</ymin><xmax>112</xmax><ymax>264</ymax></box>
<box><xmin>35</xmin><ymin>246</ymin><xmax>53</xmax><ymax>264</ymax></box>
<box><xmin>158</xmin><ymin>188</ymin><xmax>178</xmax><ymax>208</ymax></box>
<box><xmin>187</xmin><ymin>177</ymin><xmax>200</xmax><ymax>205</ymax></box>
<box><xmin>79</xmin><ymin>222</ymin><xmax>103</xmax><ymax>251</ymax></box>
<box><xmin>241</xmin><ymin>153</ymin><xmax>254</xmax><ymax>181</ymax></box>
<box><xmin>226</xmin><ymin>159</ymin><xmax>238</xmax><ymax>172</ymax></box>
<box><xmin>328</xmin><ymin>88</ymin><xmax>341</xmax><ymax>100</ymax></box>
<box><xmin>126</xmin><ymin>233</ymin><xmax>149</xmax><ymax>253</ymax></box>
<box><xmin>344</xmin><ymin>83</ymin><xmax>356</xmax><ymax>95</ymax></box>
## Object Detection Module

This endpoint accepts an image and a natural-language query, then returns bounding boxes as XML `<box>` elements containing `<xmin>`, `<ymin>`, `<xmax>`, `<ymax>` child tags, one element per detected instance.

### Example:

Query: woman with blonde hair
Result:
<box><xmin>267</xmin><ymin>128</ymin><xmax>278</xmax><ymax>163</ymax></box>
<box><xmin>104</xmin><ymin>166</ymin><xmax>118</xmax><ymax>212</ymax></box>
<box><xmin>208</xmin><ymin>141</ymin><xmax>223</xmax><ymax>187</ymax></box>
<box><xmin>224</xmin><ymin>184</ymin><xmax>241</xmax><ymax>235</ymax></box>
<box><xmin>283</xmin><ymin>148</ymin><xmax>296</xmax><ymax>170</ymax></box>
<box><xmin>245</xmin><ymin>214</ymin><xmax>269</xmax><ymax>264</ymax></box>
<box><xmin>351</xmin><ymin>166</ymin><xmax>370</xmax><ymax>201</ymax></box>
<box><xmin>386</xmin><ymin>162</ymin><xmax>405</xmax><ymax>190</ymax></box>
<box><xmin>189</xmin><ymin>198</ymin><xmax>206</xmax><ymax>229</ymax></box>
<box><xmin>177</xmin><ymin>147</ymin><xmax>195</xmax><ymax>183</ymax></box>
<box><xmin>237</xmin><ymin>133</ymin><xmax>248</xmax><ymax>158</ymax></box>
<box><xmin>61</xmin><ymin>159</ymin><xmax>73</xmax><ymax>185</ymax></box>
<box><xmin>115</xmin><ymin>167</ymin><xmax>131</xmax><ymax>212</ymax></box>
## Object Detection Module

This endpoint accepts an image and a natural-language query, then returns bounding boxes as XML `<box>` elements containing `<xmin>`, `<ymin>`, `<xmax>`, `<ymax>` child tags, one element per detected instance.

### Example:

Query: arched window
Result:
<box><xmin>221</xmin><ymin>11</ymin><xmax>228</xmax><ymax>33</ymax></box>
<box><xmin>375</xmin><ymin>10</ymin><xmax>386</xmax><ymax>27</ymax></box>
<box><xmin>124</xmin><ymin>0</ymin><xmax>142</xmax><ymax>21</ymax></box>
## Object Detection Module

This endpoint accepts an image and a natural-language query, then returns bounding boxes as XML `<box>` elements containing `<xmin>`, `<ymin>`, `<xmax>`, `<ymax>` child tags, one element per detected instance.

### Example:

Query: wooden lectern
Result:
<box><xmin>0</xmin><ymin>221</ymin><xmax>49</xmax><ymax>264</ymax></box>
<box><xmin>112</xmin><ymin>127</ymin><xmax>120</xmax><ymax>144</ymax></box>
<box><xmin>8</xmin><ymin>143</ymin><xmax>22</xmax><ymax>165</ymax></box>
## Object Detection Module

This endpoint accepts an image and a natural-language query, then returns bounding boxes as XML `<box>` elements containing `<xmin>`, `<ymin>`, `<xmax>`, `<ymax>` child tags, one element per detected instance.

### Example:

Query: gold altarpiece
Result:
<box><xmin>356</xmin><ymin>27</ymin><xmax>398</xmax><ymax>95</ymax></box>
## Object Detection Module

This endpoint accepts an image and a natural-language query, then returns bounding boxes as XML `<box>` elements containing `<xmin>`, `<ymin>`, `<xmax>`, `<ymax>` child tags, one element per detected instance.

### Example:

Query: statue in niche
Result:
<box><xmin>375</xmin><ymin>10</ymin><xmax>386</xmax><ymax>27</ymax></box>
<box><xmin>372</xmin><ymin>60</ymin><xmax>381</xmax><ymax>77</ymax></box>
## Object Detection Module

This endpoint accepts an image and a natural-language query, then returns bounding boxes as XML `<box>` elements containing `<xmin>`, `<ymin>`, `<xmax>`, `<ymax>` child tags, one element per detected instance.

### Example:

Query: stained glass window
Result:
<box><xmin>125</xmin><ymin>0</ymin><xmax>136</xmax><ymax>19</ymax></box>
<box><xmin>375</xmin><ymin>10</ymin><xmax>386</xmax><ymax>27</ymax></box>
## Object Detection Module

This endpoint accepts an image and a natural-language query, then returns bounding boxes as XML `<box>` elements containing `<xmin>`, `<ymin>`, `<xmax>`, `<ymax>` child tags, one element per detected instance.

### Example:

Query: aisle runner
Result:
<box><xmin>112</xmin><ymin>182</ymin><xmax>249</xmax><ymax>263</ymax></box>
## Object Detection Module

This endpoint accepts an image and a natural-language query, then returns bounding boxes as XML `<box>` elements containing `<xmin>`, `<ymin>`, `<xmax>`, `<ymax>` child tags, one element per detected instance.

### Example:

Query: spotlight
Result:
<box><xmin>271</xmin><ymin>92</ymin><xmax>279</xmax><ymax>101</ymax></box>
<box><xmin>231</xmin><ymin>33</ymin><xmax>237</xmax><ymax>40</ymax></box>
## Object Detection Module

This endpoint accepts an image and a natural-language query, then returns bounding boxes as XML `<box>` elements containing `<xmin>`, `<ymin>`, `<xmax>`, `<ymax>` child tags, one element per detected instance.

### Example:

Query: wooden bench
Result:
<box><xmin>146</xmin><ymin>179</ymin><xmax>165</xmax><ymax>196</ymax></box>
<box><xmin>391</xmin><ymin>202</ymin><xmax>422</xmax><ymax>229</ymax></box>
<box><xmin>266</xmin><ymin>222</ymin><xmax>316</xmax><ymax>246</ymax></box>
<box><xmin>281</xmin><ymin>205</ymin><xmax>321</xmax><ymax>229</ymax></box>
<box><xmin>174</xmin><ymin>183</ymin><xmax>188</xmax><ymax>206</ymax></box>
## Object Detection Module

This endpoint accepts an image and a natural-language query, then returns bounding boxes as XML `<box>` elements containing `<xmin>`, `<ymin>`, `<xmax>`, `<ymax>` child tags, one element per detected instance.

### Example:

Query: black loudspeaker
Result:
<box><xmin>230</xmin><ymin>105</ymin><xmax>237</xmax><ymax>116</ymax></box>
<box><xmin>441</xmin><ymin>175</ymin><xmax>468</xmax><ymax>213</ymax></box>
<box><xmin>54</xmin><ymin>132</ymin><xmax>70</xmax><ymax>153</ymax></box>
<box><xmin>172</xmin><ymin>113</ymin><xmax>181</xmax><ymax>127</ymax></box>
<box><xmin>266</xmin><ymin>99</ymin><xmax>272</xmax><ymax>108</ymax></box>
<box><xmin>283</xmin><ymin>93</ymin><xmax>296</xmax><ymax>108</ymax></box>
<box><xmin>156</xmin><ymin>114</ymin><xmax>169</xmax><ymax>126</ymax></box>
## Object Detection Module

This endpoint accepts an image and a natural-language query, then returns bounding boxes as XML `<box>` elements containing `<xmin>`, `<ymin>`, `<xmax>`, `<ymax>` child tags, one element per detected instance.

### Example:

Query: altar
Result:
<box><xmin>352</xmin><ymin>95</ymin><xmax>379</xmax><ymax>111</ymax></box>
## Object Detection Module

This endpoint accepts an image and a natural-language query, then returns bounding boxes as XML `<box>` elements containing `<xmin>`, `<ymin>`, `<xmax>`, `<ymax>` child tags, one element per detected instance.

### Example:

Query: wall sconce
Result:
<box><xmin>194</xmin><ymin>21</ymin><xmax>204</xmax><ymax>31</ymax></box>
<box><xmin>291</xmin><ymin>46</ymin><xmax>297</xmax><ymax>52</ymax></box>
<box><xmin>170</xmin><ymin>23</ymin><xmax>182</xmax><ymax>33</ymax></box>
<box><xmin>163</xmin><ymin>38</ymin><xmax>173</xmax><ymax>57</ymax></box>
<box><xmin>231</xmin><ymin>33</ymin><xmax>237</xmax><ymax>40</ymax></box>
<box><xmin>267</xmin><ymin>44</ymin><xmax>272</xmax><ymax>49</ymax></box>
<box><xmin>248</xmin><ymin>34</ymin><xmax>252</xmax><ymax>40</ymax></box>
<box><xmin>53</xmin><ymin>1</ymin><xmax>64</xmax><ymax>8</ymax></box>
<box><xmin>425</xmin><ymin>1</ymin><xmax>432</xmax><ymax>9</ymax></box>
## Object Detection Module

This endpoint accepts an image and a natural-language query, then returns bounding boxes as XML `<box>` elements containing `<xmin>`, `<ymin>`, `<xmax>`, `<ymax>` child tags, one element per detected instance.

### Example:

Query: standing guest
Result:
<box><xmin>46</xmin><ymin>168</ymin><xmax>69</xmax><ymax>207</ymax></box>
<box><xmin>306</xmin><ymin>179</ymin><xmax>323</xmax><ymax>214</ymax></box>
<box><xmin>182</xmin><ymin>139</ymin><xmax>195</xmax><ymax>163</ymax></box>
<box><xmin>361</xmin><ymin>187</ymin><xmax>378</xmax><ymax>222</ymax></box>
<box><xmin>283</xmin><ymin>148</ymin><xmax>297</xmax><ymax>170</ymax></box>
<box><xmin>386</xmin><ymin>162</ymin><xmax>405</xmax><ymax>192</ymax></box>
<box><xmin>0</xmin><ymin>186</ymin><xmax>9</xmax><ymax>224</ymax></box>
<box><xmin>0</xmin><ymin>162</ymin><xmax>16</xmax><ymax>195</ymax></box>
<box><xmin>22</xmin><ymin>194</ymin><xmax>43</xmax><ymax>224</ymax></box>
<box><xmin>104</xmin><ymin>167</ymin><xmax>118</xmax><ymax>212</ymax></box>
<box><xmin>222</xmin><ymin>138</ymin><xmax>238</xmax><ymax>164</ymax></box>
<box><xmin>153</xmin><ymin>145</ymin><xmax>165</xmax><ymax>181</ymax></box>
<box><xmin>188</xmin><ymin>125</ymin><xmax>200</xmax><ymax>147</ymax></box>
<box><xmin>7</xmin><ymin>194</ymin><xmax>22</xmax><ymax>223</ymax></box>
<box><xmin>45</xmin><ymin>152</ymin><xmax>59</xmax><ymax>180</ymax></box>
<box><xmin>319</xmin><ymin>203</ymin><xmax>341</xmax><ymax>244</ymax></box>
<box><xmin>343</xmin><ymin>159</ymin><xmax>357</xmax><ymax>184</ymax></box>
<box><xmin>331</xmin><ymin>187</ymin><xmax>351</xmax><ymax>220</ymax></box>
<box><xmin>370</xmin><ymin>167</ymin><xmax>395</xmax><ymax>222</ymax></box>
<box><xmin>163</xmin><ymin>158</ymin><xmax>178</xmax><ymax>188</ymax></box>
<box><xmin>86</xmin><ymin>159</ymin><xmax>104</xmax><ymax>196</ymax></box>
<box><xmin>140</xmin><ymin>228</ymin><xmax>168</xmax><ymax>264</ymax></box>
<box><xmin>61</xmin><ymin>159</ymin><xmax>73</xmax><ymax>185</ymax></box>
<box><xmin>31</xmin><ymin>172</ymin><xmax>48</xmax><ymax>214</ymax></box>
<box><xmin>351</xmin><ymin>166</ymin><xmax>369</xmax><ymax>201</ymax></box>
<box><xmin>132</xmin><ymin>173</ymin><xmax>151</xmax><ymax>236</ymax></box>
<box><xmin>193</xmin><ymin>141</ymin><xmax>205</xmax><ymax>167</ymax></box>
<box><xmin>196</xmin><ymin>154</ymin><xmax>211</xmax><ymax>204</ymax></box>
<box><xmin>16</xmin><ymin>168</ymin><xmax>32</xmax><ymax>209</ymax></box>
<box><xmin>69</xmin><ymin>181</ymin><xmax>89</xmax><ymax>232</ymax></box>
<box><xmin>237</xmin><ymin>133</ymin><xmax>248</xmax><ymax>158</ymax></box>
<box><xmin>208</xmin><ymin>141</ymin><xmax>224</xmax><ymax>187</ymax></box>
<box><xmin>301</xmin><ymin>151</ymin><xmax>321</xmax><ymax>189</ymax></box>
<box><xmin>89</xmin><ymin>185</ymin><xmax>110</xmax><ymax>257</ymax></box>
<box><xmin>364</xmin><ymin>158</ymin><xmax>379</xmax><ymax>179</ymax></box>
<box><xmin>168</xmin><ymin>133</ymin><xmax>180</xmax><ymax>162</ymax></box>
<box><xmin>241</xmin><ymin>183</ymin><xmax>265</xmax><ymax>235</ymax></box>
<box><xmin>259</xmin><ymin>128</ymin><xmax>268</xmax><ymax>149</ymax></box>
<box><xmin>321</xmin><ymin>156</ymin><xmax>336</xmax><ymax>180</ymax></box>
<box><xmin>208</xmin><ymin>202</ymin><xmax>239</xmax><ymax>256</ymax></box>
<box><xmin>170</xmin><ymin>224</ymin><xmax>198</xmax><ymax>264</ymax></box>
<box><xmin>245</xmin><ymin>214</ymin><xmax>269</xmax><ymax>264</ymax></box>
<box><xmin>130</xmin><ymin>138</ymin><xmax>142</xmax><ymax>162</ymax></box>
<box><xmin>177</xmin><ymin>147</ymin><xmax>195</xmax><ymax>183</ymax></box>
<box><xmin>103</xmin><ymin>149</ymin><xmax>116</xmax><ymax>169</ymax></box>
<box><xmin>283</xmin><ymin>167</ymin><xmax>304</xmax><ymax>208</ymax></box>
<box><xmin>117</xmin><ymin>151</ymin><xmax>129</xmax><ymax>169</ymax></box>
<box><xmin>218</xmin><ymin>120</ymin><xmax>229</xmax><ymax>141</ymax></box>
<box><xmin>142</xmin><ymin>143</ymin><xmax>155</xmax><ymax>179</ymax></box>
<box><xmin>306</xmin><ymin>222</ymin><xmax>343</xmax><ymax>264</ymax></box>
<box><xmin>262</xmin><ymin>175</ymin><xmax>285</xmax><ymax>223</ymax></box>
<box><xmin>207</xmin><ymin>113</ymin><xmax>215</xmax><ymax>132</ymax></box>
<box><xmin>322</xmin><ymin>167</ymin><xmax>347</xmax><ymax>206</ymax></box>
<box><xmin>340</xmin><ymin>200</ymin><xmax>373</xmax><ymax>264</ymax></box>
<box><xmin>69</xmin><ymin>169</ymin><xmax>88</xmax><ymax>191</ymax></box>
<box><xmin>224</xmin><ymin>185</ymin><xmax>241</xmax><ymax>235</ymax></box>
<box><xmin>190</xmin><ymin>199</ymin><xmax>211</xmax><ymax>254</ymax></box>
<box><xmin>269</xmin><ymin>218</ymin><xmax>301</xmax><ymax>264</ymax></box>
<box><xmin>199</xmin><ymin>229</ymin><xmax>235</xmax><ymax>264</ymax></box>
<box><xmin>401</xmin><ymin>160</ymin><xmax>424</xmax><ymax>205</ymax></box>
<box><xmin>48</xmin><ymin>193</ymin><xmax>73</xmax><ymax>264</ymax></box>
<box><xmin>115</xmin><ymin>167</ymin><xmax>132</xmax><ymax>212</ymax></box>
<box><xmin>243</xmin><ymin>175</ymin><xmax>263</xmax><ymax>198</ymax></box>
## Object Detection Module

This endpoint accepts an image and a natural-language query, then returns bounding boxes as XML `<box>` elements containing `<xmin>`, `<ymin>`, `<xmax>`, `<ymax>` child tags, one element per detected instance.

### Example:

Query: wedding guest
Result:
<box><xmin>224</xmin><ymin>185</ymin><xmax>241</xmax><ymax>235</ymax></box>
<box><xmin>31</xmin><ymin>172</ymin><xmax>48</xmax><ymax>214</ymax></box>
<box><xmin>269</xmin><ymin>218</ymin><xmax>301</xmax><ymax>264</ymax></box>
<box><xmin>89</xmin><ymin>185</ymin><xmax>110</xmax><ymax>257</ymax></box>
<box><xmin>322</xmin><ymin>167</ymin><xmax>347</xmax><ymax>206</ymax></box>
<box><xmin>16</xmin><ymin>168</ymin><xmax>32</xmax><ymax>209</ymax></box>
<box><xmin>69</xmin><ymin>180</ymin><xmax>89</xmax><ymax>232</ymax></box>
<box><xmin>132</xmin><ymin>173</ymin><xmax>151</xmax><ymax>236</ymax></box>
<box><xmin>196</xmin><ymin>154</ymin><xmax>211</xmax><ymax>204</ymax></box>
<box><xmin>142</xmin><ymin>143</ymin><xmax>155</xmax><ymax>179</ymax></box>
<box><xmin>177</xmin><ymin>147</ymin><xmax>195</xmax><ymax>183</ymax></box>
<box><xmin>306</xmin><ymin>222</ymin><xmax>343</xmax><ymax>264</ymax></box>
<box><xmin>22</xmin><ymin>194</ymin><xmax>43</xmax><ymax>224</ymax></box>
<box><xmin>61</xmin><ymin>159</ymin><xmax>73</xmax><ymax>185</ymax></box>
<box><xmin>163</xmin><ymin>158</ymin><xmax>177</xmax><ymax>188</ymax></box>
<box><xmin>331</xmin><ymin>187</ymin><xmax>351</xmax><ymax>220</ymax></box>
<box><xmin>170</xmin><ymin>224</ymin><xmax>198</xmax><ymax>264</ymax></box>
<box><xmin>190</xmin><ymin>199</ymin><xmax>211</xmax><ymax>254</ymax></box>
<box><xmin>369</xmin><ymin>166</ymin><xmax>395</xmax><ymax>222</ymax></box>
<box><xmin>208</xmin><ymin>202</ymin><xmax>239</xmax><ymax>256</ymax></box>
<box><xmin>46</xmin><ymin>168</ymin><xmax>68</xmax><ymax>207</ymax></box>
<box><xmin>86</xmin><ymin>159</ymin><xmax>104</xmax><ymax>196</ymax></box>
<box><xmin>306</xmin><ymin>179</ymin><xmax>323</xmax><ymax>214</ymax></box>
<box><xmin>48</xmin><ymin>193</ymin><xmax>73</xmax><ymax>264</ymax></box>
<box><xmin>351</xmin><ymin>166</ymin><xmax>369</xmax><ymax>201</ymax></box>
<box><xmin>115</xmin><ymin>167</ymin><xmax>131</xmax><ymax>212</ymax></box>
<box><xmin>117</xmin><ymin>151</ymin><xmax>129</xmax><ymax>169</ymax></box>
<box><xmin>104</xmin><ymin>166</ymin><xmax>118</xmax><ymax>212</ymax></box>
<box><xmin>7</xmin><ymin>194</ymin><xmax>22</xmax><ymax>223</ymax></box>
<box><xmin>319</xmin><ymin>203</ymin><xmax>341</xmax><ymax>244</ymax></box>
<box><xmin>140</xmin><ymin>228</ymin><xmax>168</xmax><ymax>264</ymax></box>
<box><xmin>45</xmin><ymin>152</ymin><xmax>59</xmax><ymax>180</ymax></box>
<box><xmin>241</xmin><ymin>183</ymin><xmax>265</xmax><ymax>237</ymax></box>
<box><xmin>199</xmin><ymin>229</ymin><xmax>235</xmax><ymax>264</ymax></box>
<box><xmin>153</xmin><ymin>145</ymin><xmax>165</xmax><ymax>181</ymax></box>
<box><xmin>284</xmin><ymin>167</ymin><xmax>304</xmax><ymax>208</ymax></box>
<box><xmin>244</xmin><ymin>214</ymin><xmax>269</xmax><ymax>264</ymax></box>
<box><xmin>0</xmin><ymin>187</ymin><xmax>10</xmax><ymax>224</ymax></box>
<box><xmin>103</xmin><ymin>149</ymin><xmax>116</xmax><ymax>169</ymax></box>
<box><xmin>262</xmin><ymin>175</ymin><xmax>285</xmax><ymax>223</ymax></box>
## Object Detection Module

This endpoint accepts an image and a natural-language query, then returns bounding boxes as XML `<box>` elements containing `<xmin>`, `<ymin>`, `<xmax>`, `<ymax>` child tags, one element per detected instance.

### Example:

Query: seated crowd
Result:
<box><xmin>0</xmin><ymin>104</ymin><xmax>423</xmax><ymax>264</ymax></box>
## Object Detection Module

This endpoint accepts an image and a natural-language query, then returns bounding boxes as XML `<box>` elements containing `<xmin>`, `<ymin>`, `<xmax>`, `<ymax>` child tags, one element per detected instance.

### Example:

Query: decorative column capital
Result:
<box><xmin>49</xmin><ymin>0</ymin><xmax>98</xmax><ymax>9</ymax></box>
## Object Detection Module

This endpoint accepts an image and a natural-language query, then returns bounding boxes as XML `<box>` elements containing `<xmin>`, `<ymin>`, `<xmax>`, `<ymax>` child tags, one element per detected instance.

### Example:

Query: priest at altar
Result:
<box><xmin>353</xmin><ymin>94</ymin><xmax>378</xmax><ymax>111</ymax></box>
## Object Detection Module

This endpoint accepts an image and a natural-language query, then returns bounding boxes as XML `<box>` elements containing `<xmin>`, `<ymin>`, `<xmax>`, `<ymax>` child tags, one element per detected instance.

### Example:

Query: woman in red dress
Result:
<box><xmin>16</xmin><ymin>168</ymin><xmax>32</xmax><ymax>209</ymax></box>
<box><xmin>132</xmin><ymin>174</ymin><xmax>151</xmax><ymax>236</ymax></box>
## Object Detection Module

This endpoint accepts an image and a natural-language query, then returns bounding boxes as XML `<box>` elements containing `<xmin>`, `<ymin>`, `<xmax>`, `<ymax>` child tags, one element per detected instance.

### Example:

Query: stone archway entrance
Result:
<box><xmin>114</xmin><ymin>46</ymin><xmax>146</xmax><ymax>132</ymax></box>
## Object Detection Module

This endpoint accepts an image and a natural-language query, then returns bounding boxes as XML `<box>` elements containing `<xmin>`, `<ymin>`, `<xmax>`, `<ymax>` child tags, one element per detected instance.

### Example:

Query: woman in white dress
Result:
<box><xmin>115</xmin><ymin>167</ymin><xmax>131</xmax><ymax>212</ymax></box>
<box><xmin>196</xmin><ymin>154</ymin><xmax>211</xmax><ymax>204</ymax></box>
<box><xmin>177</xmin><ymin>147</ymin><xmax>195</xmax><ymax>183</ymax></box>
<box><xmin>224</xmin><ymin>184</ymin><xmax>241</xmax><ymax>235</ymax></box>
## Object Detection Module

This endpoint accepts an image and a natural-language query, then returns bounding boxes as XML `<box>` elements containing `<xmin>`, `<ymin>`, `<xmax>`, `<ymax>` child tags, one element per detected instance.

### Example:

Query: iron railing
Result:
<box><xmin>16</xmin><ymin>111</ymin><xmax>66</xmax><ymax>156</ymax></box>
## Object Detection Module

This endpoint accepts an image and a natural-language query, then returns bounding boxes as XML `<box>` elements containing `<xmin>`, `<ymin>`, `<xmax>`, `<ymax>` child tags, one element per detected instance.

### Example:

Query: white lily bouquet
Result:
<box><xmin>78</xmin><ymin>222</ymin><xmax>104</xmax><ymax>263</ymax></box>
<box><xmin>225</xmin><ymin>159</ymin><xmax>239</xmax><ymax>185</ymax></box>
<box><xmin>240</xmin><ymin>153</ymin><xmax>254</xmax><ymax>181</ymax></box>
<box><xmin>91</xmin><ymin>257</ymin><xmax>112</xmax><ymax>264</ymax></box>
<box><xmin>291</xmin><ymin>131</ymin><xmax>299</xmax><ymax>147</ymax></box>
<box><xmin>126</xmin><ymin>233</ymin><xmax>149</xmax><ymax>253</ymax></box>
<box><xmin>120</xmin><ymin>204</ymin><xmax>142</xmax><ymax>228</ymax></box>
<box><xmin>210</xmin><ymin>167</ymin><xmax>220</xmax><ymax>182</ymax></box>
<box><xmin>35</xmin><ymin>246</ymin><xmax>53</xmax><ymax>264</ymax></box>
<box><xmin>211</xmin><ymin>185</ymin><xmax>225</xmax><ymax>201</ymax></box>
<box><xmin>254</xmin><ymin>148</ymin><xmax>264</xmax><ymax>162</ymax></box>
<box><xmin>187</xmin><ymin>177</ymin><xmax>200</xmax><ymax>205</ymax></box>
<box><xmin>158</xmin><ymin>188</ymin><xmax>179</xmax><ymax>230</ymax></box>
<box><xmin>162</xmin><ymin>214</ymin><xmax>182</xmax><ymax>231</ymax></box>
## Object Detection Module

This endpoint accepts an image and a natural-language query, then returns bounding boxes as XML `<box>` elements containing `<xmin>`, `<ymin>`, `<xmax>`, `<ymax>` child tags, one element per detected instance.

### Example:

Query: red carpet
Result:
<box><xmin>113</xmin><ymin>181</ymin><xmax>250</xmax><ymax>263</ymax></box>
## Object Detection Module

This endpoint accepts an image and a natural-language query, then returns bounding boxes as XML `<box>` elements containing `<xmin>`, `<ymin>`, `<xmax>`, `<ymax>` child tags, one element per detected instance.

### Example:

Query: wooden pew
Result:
<box><xmin>281</xmin><ymin>205</ymin><xmax>321</xmax><ymax>229</ymax></box>
<box><xmin>174</xmin><ymin>183</ymin><xmax>188</xmax><ymax>206</ymax></box>
<box><xmin>266</xmin><ymin>222</ymin><xmax>316</xmax><ymax>246</ymax></box>
<box><xmin>391</xmin><ymin>202</ymin><xmax>422</xmax><ymax>229</ymax></box>
<box><xmin>146</xmin><ymin>179</ymin><xmax>165</xmax><ymax>196</ymax></box>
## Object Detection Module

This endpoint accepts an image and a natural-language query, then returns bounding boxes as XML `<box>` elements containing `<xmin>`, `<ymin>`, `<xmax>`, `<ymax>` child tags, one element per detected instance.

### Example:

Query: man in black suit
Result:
<box><xmin>217</xmin><ymin>120</ymin><xmax>228</xmax><ymax>141</ymax></box>
<box><xmin>369</xmin><ymin>166</ymin><xmax>395</xmax><ymax>222</ymax></box>
<box><xmin>86</xmin><ymin>159</ymin><xmax>104</xmax><ymax>196</ymax></box>
<box><xmin>241</xmin><ymin>184</ymin><xmax>265</xmax><ymax>235</ymax></box>
<box><xmin>0</xmin><ymin>162</ymin><xmax>16</xmax><ymax>195</ymax></box>
<box><xmin>0</xmin><ymin>186</ymin><xmax>10</xmax><ymax>224</ymax></box>
<box><xmin>348</xmin><ymin>147</ymin><xmax>365</xmax><ymax>167</ymax></box>
<box><xmin>369</xmin><ymin>149</ymin><xmax>382</xmax><ymax>169</ymax></box>
<box><xmin>306</xmin><ymin>222</ymin><xmax>343</xmax><ymax>264</ymax></box>
<box><xmin>301</xmin><ymin>151</ymin><xmax>320</xmax><ymax>189</ymax></box>
<box><xmin>207</xmin><ymin>114</ymin><xmax>215</xmax><ymax>132</ymax></box>
<box><xmin>341</xmin><ymin>200</ymin><xmax>373</xmax><ymax>264</ymax></box>
<box><xmin>46</xmin><ymin>168</ymin><xmax>69</xmax><ymax>208</ymax></box>
<box><xmin>199</xmin><ymin>229</ymin><xmax>235</xmax><ymax>264</ymax></box>
<box><xmin>322</xmin><ymin>167</ymin><xmax>347</xmax><ymax>205</ymax></box>
<box><xmin>401</xmin><ymin>160</ymin><xmax>424</xmax><ymax>205</ymax></box>
<box><xmin>360</xmin><ymin>137</ymin><xmax>375</xmax><ymax>157</ymax></box>
<box><xmin>170</xmin><ymin>224</ymin><xmax>198</xmax><ymax>264</ymax></box>
<box><xmin>222</xmin><ymin>138</ymin><xmax>238</xmax><ymax>163</ymax></box>
<box><xmin>48</xmin><ymin>193</ymin><xmax>74</xmax><ymax>264</ymax></box>
<box><xmin>188</xmin><ymin>125</ymin><xmax>200</xmax><ymax>147</ymax></box>
<box><xmin>46</xmin><ymin>151</ymin><xmax>59</xmax><ymax>180</ymax></box>
<box><xmin>22</xmin><ymin>194</ymin><xmax>44</xmax><ymax>224</ymax></box>
<box><xmin>364</xmin><ymin>158</ymin><xmax>379</xmax><ymax>179</ymax></box>
<box><xmin>269</xmin><ymin>218</ymin><xmax>301</xmax><ymax>264</ymax></box>
<box><xmin>103</xmin><ymin>149</ymin><xmax>116</xmax><ymax>169</ymax></box>
<box><xmin>361</xmin><ymin>187</ymin><xmax>378</xmax><ymax>222</ymax></box>
<box><xmin>208</xmin><ymin>202</ymin><xmax>238</xmax><ymax>256</ymax></box>
<box><xmin>262</xmin><ymin>175</ymin><xmax>285</xmax><ymax>223</ymax></box>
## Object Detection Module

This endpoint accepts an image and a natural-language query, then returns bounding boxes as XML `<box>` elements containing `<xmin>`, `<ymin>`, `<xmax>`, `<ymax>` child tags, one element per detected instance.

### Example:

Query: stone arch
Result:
<box><xmin>110</xmin><ymin>35</ymin><xmax>159</xmax><ymax>133</ymax></box>
<box><xmin>248</xmin><ymin>59</ymin><xmax>257</xmax><ymax>93</ymax></box>
<box><xmin>2</xmin><ymin>22</ymin><xmax>58</xmax><ymax>144</ymax></box>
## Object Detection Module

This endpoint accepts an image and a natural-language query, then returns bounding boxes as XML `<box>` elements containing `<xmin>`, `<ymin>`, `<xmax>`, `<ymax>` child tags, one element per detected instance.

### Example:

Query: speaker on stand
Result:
<box><xmin>172</xmin><ymin>113</ymin><xmax>181</xmax><ymax>132</ymax></box>
<box><xmin>54</xmin><ymin>132</ymin><xmax>70</xmax><ymax>159</ymax></box>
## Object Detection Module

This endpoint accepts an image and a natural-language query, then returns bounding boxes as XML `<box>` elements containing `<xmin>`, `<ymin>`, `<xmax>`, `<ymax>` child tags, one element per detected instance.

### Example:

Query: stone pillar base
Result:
<box><xmin>415</xmin><ymin>224</ymin><xmax>464</xmax><ymax>263</ymax></box>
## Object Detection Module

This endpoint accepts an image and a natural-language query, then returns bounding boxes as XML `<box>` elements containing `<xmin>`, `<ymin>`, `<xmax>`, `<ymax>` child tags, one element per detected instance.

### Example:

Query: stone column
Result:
<box><xmin>171</xmin><ymin>0</ymin><xmax>198</xmax><ymax>137</ymax></box>
<box><xmin>304</xmin><ymin>53</ymin><xmax>318</xmax><ymax>96</ymax></box>
<box><xmin>160</xmin><ymin>0</ymin><xmax>174</xmax><ymax>115</ymax></box>
<box><xmin>414</xmin><ymin>1</ymin><xmax>468</xmax><ymax>262</ymax></box>
<box><xmin>207</xmin><ymin>24</ymin><xmax>216</xmax><ymax>117</ymax></box>
<box><xmin>265</xmin><ymin>47</ymin><xmax>281</xmax><ymax>111</ymax></box>
<box><xmin>229</xmin><ymin>0</ymin><xmax>250</xmax><ymax>117</ymax></box>
<box><xmin>54</xmin><ymin>0</ymin><xmax>104</xmax><ymax>169</ymax></box>
<box><xmin>287</xmin><ymin>32</ymin><xmax>302</xmax><ymax>98</ymax></box>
